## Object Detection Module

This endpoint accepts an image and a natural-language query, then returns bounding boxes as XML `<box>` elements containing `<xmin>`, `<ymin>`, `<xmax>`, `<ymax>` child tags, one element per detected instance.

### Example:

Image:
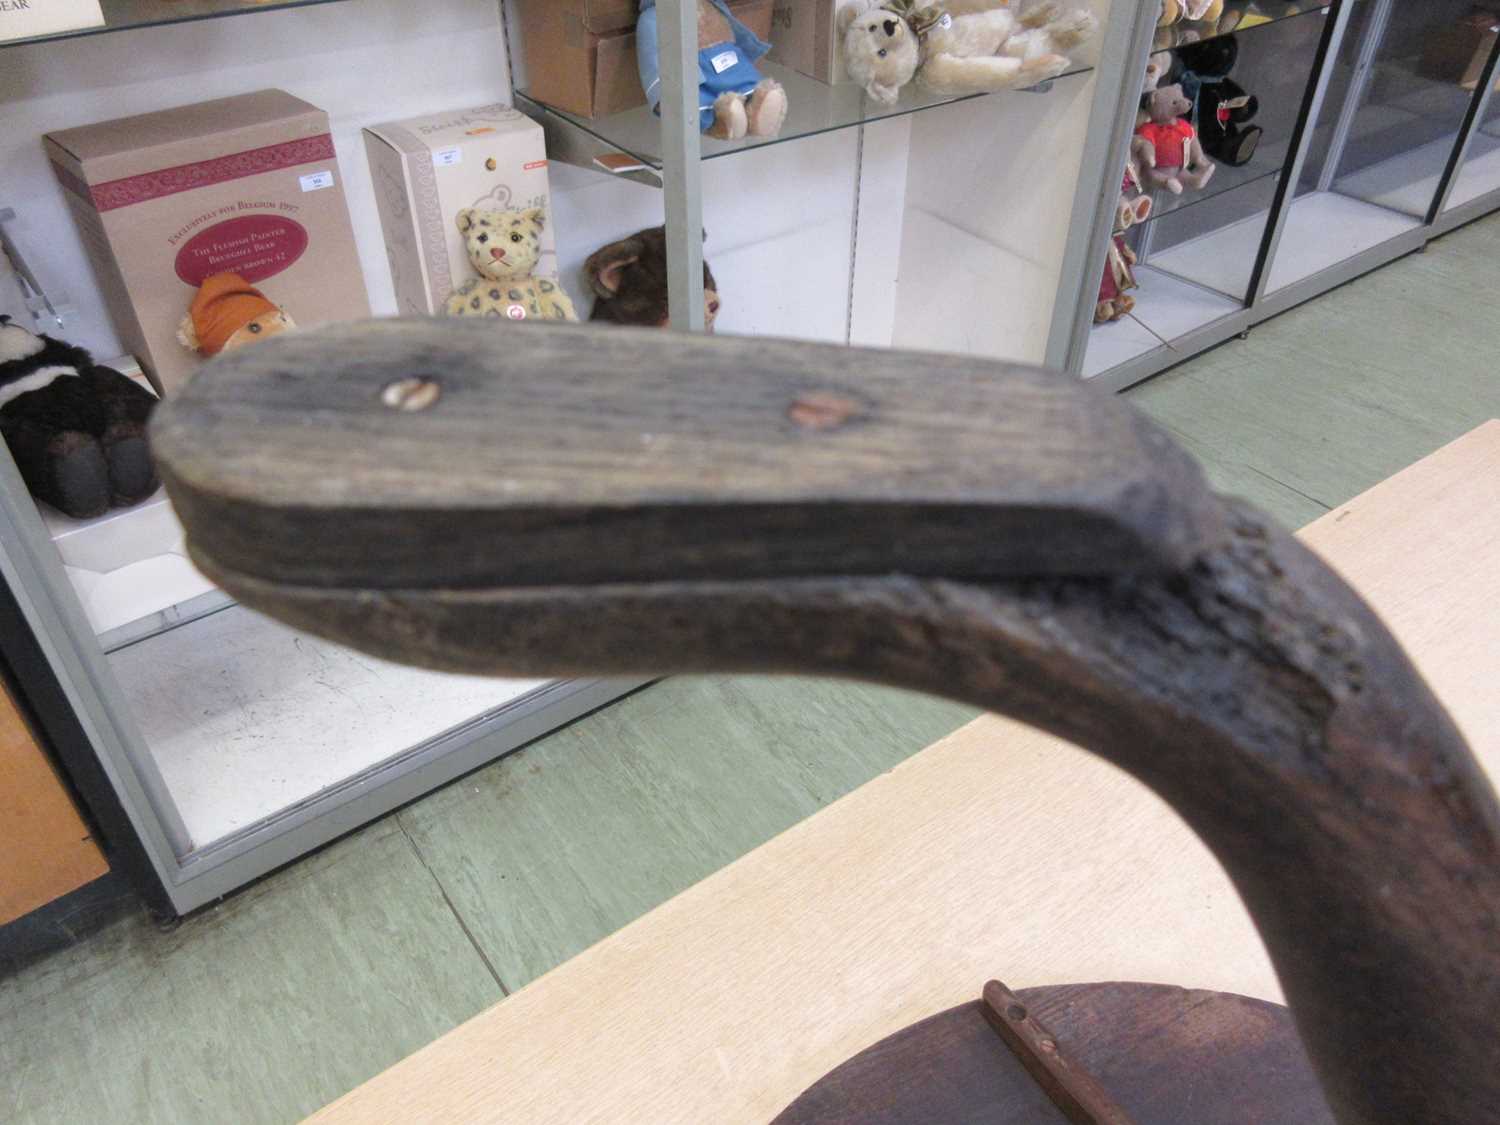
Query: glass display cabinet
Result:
<box><xmin>0</xmin><ymin>0</ymin><xmax>1146</xmax><ymax>917</ymax></box>
<box><xmin>0</xmin><ymin>0</ymin><xmax>644</xmax><ymax>916</ymax></box>
<box><xmin>1082</xmin><ymin>3</ymin><xmax>1337</xmax><ymax>382</ymax></box>
<box><xmin>1264</xmin><ymin>0</ymin><xmax>1483</xmax><ymax>293</ymax></box>
<box><xmin>1078</xmin><ymin>0</ymin><xmax>1500</xmax><ymax>391</ymax></box>
<box><xmin>1436</xmin><ymin>8</ymin><xmax>1500</xmax><ymax>231</ymax></box>
<box><xmin>514</xmin><ymin>0</ymin><xmax>1143</xmax><ymax>372</ymax></box>
<box><xmin>2</xmin><ymin>0</ymin><xmax>1498</xmax><ymax>916</ymax></box>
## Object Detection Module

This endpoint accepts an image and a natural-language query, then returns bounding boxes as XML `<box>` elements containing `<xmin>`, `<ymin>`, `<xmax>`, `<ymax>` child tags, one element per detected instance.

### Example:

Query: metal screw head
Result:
<box><xmin>382</xmin><ymin>377</ymin><xmax>442</xmax><ymax>412</ymax></box>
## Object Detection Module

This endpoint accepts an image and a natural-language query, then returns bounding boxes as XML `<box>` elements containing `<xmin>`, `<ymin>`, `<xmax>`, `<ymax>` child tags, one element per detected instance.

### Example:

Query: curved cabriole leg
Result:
<box><xmin>151</xmin><ymin>321</ymin><xmax>1500</xmax><ymax>1125</ymax></box>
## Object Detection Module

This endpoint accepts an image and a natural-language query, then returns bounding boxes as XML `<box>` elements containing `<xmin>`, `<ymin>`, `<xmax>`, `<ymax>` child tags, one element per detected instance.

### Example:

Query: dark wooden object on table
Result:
<box><xmin>771</xmin><ymin>981</ymin><xmax>1330</xmax><ymax>1125</ymax></box>
<box><xmin>978</xmin><ymin>981</ymin><xmax>1136</xmax><ymax>1125</ymax></box>
<box><xmin>150</xmin><ymin>320</ymin><xmax>1500</xmax><ymax>1125</ymax></box>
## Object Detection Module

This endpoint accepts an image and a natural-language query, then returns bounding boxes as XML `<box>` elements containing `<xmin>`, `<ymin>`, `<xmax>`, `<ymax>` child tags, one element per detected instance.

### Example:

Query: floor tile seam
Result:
<box><xmin>394</xmin><ymin>816</ymin><xmax>512</xmax><ymax>998</ymax></box>
<box><xmin>1244</xmin><ymin>464</ymin><xmax>1335</xmax><ymax>513</ymax></box>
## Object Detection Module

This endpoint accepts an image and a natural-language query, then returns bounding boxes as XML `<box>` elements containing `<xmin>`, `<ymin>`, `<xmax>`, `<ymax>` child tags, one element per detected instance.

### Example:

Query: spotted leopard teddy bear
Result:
<box><xmin>443</xmin><ymin>207</ymin><xmax>578</xmax><ymax>321</ymax></box>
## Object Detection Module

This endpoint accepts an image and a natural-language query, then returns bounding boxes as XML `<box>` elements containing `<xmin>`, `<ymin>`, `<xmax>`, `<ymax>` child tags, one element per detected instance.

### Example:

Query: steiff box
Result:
<box><xmin>767</xmin><ymin>0</ymin><xmax>853</xmax><ymax>86</ymax></box>
<box><xmin>44</xmin><ymin>89</ymin><xmax>368</xmax><ymax>396</ymax></box>
<box><xmin>363</xmin><ymin>104</ymin><xmax>559</xmax><ymax>317</ymax></box>
<box><xmin>0</xmin><ymin>0</ymin><xmax>105</xmax><ymax>44</ymax></box>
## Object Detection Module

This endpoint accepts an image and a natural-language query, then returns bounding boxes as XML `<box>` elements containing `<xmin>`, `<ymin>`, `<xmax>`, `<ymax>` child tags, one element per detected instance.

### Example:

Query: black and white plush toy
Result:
<box><xmin>0</xmin><ymin>316</ymin><xmax>159</xmax><ymax>519</ymax></box>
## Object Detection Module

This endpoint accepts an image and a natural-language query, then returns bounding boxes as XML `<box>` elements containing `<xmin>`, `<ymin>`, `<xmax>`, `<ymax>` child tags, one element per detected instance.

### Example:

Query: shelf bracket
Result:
<box><xmin>0</xmin><ymin>207</ymin><xmax>73</xmax><ymax>333</ymax></box>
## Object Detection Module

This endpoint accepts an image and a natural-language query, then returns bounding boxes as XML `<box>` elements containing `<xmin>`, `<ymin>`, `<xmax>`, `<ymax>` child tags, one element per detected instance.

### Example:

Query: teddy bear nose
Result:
<box><xmin>882</xmin><ymin>18</ymin><xmax>898</xmax><ymax>35</ymax></box>
<box><xmin>491</xmin><ymin>247</ymin><xmax>507</xmax><ymax>260</ymax></box>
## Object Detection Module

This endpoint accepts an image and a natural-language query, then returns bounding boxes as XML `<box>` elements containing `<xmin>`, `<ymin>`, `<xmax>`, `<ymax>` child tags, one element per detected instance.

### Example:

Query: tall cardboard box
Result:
<box><xmin>516</xmin><ymin>0</ymin><xmax>641</xmax><ymax>119</ymax></box>
<box><xmin>516</xmin><ymin>0</ymin><xmax>777</xmax><ymax>119</ymax></box>
<box><xmin>45</xmin><ymin>90</ymin><xmax>368</xmax><ymax>396</ymax></box>
<box><xmin>768</xmin><ymin>0</ymin><xmax>854</xmax><ymax>86</ymax></box>
<box><xmin>1418</xmin><ymin>8</ymin><xmax>1500</xmax><ymax>92</ymax></box>
<box><xmin>364</xmin><ymin>104</ymin><xmax>560</xmax><ymax>317</ymax></box>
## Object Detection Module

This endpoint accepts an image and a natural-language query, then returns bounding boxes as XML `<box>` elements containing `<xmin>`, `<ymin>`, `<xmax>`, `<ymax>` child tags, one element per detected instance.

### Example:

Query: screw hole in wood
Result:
<box><xmin>788</xmin><ymin>391</ymin><xmax>861</xmax><ymax>431</ymax></box>
<box><xmin>382</xmin><ymin>376</ymin><xmax>442</xmax><ymax>412</ymax></box>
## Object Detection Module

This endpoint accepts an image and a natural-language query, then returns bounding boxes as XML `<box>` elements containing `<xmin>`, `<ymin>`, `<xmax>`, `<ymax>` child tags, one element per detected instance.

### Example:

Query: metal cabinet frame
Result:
<box><xmin>1068</xmin><ymin>0</ymin><xmax>1500</xmax><ymax>394</ymax></box>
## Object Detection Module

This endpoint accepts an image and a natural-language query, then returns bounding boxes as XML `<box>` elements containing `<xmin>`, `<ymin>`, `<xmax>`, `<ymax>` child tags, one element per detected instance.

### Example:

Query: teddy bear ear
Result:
<box><xmin>836</xmin><ymin>1</ymin><xmax>864</xmax><ymax>35</ymax></box>
<box><xmin>526</xmin><ymin>208</ymin><xmax>547</xmax><ymax>229</ymax></box>
<box><xmin>456</xmin><ymin>209</ymin><xmax>475</xmax><ymax>233</ymax></box>
<box><xmin>584</xmin><ymin>237</ymin><xmax>644</xmax><ymax>299</ymax></box>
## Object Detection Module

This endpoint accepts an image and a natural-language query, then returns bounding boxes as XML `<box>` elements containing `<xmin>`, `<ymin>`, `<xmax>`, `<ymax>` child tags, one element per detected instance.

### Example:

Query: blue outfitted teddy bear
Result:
<box><xmin>637</xmin><ymin>0</ymin><xmax>788</xmax><ymax>140</ymax></box>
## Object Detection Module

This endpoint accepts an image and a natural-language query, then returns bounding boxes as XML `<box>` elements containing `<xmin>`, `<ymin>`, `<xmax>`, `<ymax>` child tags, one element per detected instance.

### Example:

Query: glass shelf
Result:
<box><xmin>1154</xmin><ymin>0</ymin><xmax>1334</xmax><ymax>52</ymax></box>
<box><xmin>1130</xmin><ymin>164</ymin><xmax>1283</xmax><ymax>230</ymax></box>
<box><xmin>1</xmin><ymin>0</ymin><xmax>352</xmax><ymax>49</ymax></box>
<box><xmin>517</xmin><ymin>59</ymin><xmax>1092</xmax><ymax>173</ymax></box>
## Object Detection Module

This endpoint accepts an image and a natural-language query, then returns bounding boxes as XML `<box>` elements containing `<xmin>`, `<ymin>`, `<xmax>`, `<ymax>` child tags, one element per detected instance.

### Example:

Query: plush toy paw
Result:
<box><xmin>708</xmin><ymin>92</ymin><xmax>749</xmax><ymax>140</ymax></box>
<box><xmin>1020</xmin><ymin>53</ymin><xmax>1071</xmax><ymax>85</ymax></box>
<box><xmin>1019</xmin><ymin>0</ymin><xmax>1064</xmax><ymax>29</ymax></box>
<box><xmin>1045</xmin><ymin>9</ymin><xmax>1099</xmax><ymax>49</ymax></box>
<box><xmin>746</xmin><ymin>79</ymin><xmax>788</xmax><ymax>138</ymax></box>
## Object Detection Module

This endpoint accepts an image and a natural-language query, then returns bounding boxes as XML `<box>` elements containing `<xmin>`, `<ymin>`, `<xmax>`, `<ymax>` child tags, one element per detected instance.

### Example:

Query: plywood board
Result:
<box><xmin>0</xmin><ymin>682</ymin><xmax>107</xmax><ymax>925</ymax></box>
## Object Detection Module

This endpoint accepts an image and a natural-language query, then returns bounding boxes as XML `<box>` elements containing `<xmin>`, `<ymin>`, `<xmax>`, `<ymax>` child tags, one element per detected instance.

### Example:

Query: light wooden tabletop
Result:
<box><xmin>310</xmin><ymin>420</ymin><xmax>1500</xmax><ymax>1125</ymax></box>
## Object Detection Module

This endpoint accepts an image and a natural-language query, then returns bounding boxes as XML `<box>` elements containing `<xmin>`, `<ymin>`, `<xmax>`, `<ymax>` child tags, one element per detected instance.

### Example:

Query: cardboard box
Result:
<box><xmin>45</xmin><ymin>89</ymin><xmax>368</xmax><ymax>396</ymax></box>
<box><xmin>768</xmin><ymin>0</ymin><xmax>855</xmax><ymax>86</ymax></box>
<box><xmin>516</xmin><ymin>0</ymin><xmax>776</xmax><ymax>119</ymax></box>
<box><xmin>1419</xmin><ymin>8</ymin><xmax>1500</xmax><ymax>91</ymax></box>
<box><xmin>0</xmin><ymin>0</ymin><xmax>104</xmax><ymax>44</ymax></box>
<box><xmin>364</xmin><ymin>104</ymin><xmax>560</xmax><ymax>317</ymax></box>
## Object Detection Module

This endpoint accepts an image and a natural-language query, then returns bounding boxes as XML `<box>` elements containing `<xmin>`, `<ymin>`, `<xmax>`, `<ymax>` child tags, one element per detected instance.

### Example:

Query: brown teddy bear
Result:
<box><xmin>1133</xmin><ymin>84</ymin><xmax>1216</xmax><ymax>195</ymax></box>
<box><xmin>838</xmin><ymin>0</ymin><xmax>1096</xmax><ymax>106</ymax></box>
<box><xmin>177</xmin><ymin>272</ymin><xmax>295</xmax><ymax>357</ymax></box>
<box><xmin>637</xmin><ymin>0</ymin><xmax>787</xmax><ymax>141</ymax></box>
<box><xmin>585</xmin><ymin>226</ymin><xmax>721</xmax><ymax>331</ymax></box>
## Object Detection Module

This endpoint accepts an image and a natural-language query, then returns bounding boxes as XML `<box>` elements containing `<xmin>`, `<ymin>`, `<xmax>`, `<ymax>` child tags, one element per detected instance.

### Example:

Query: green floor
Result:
<box><xmin>4</xmin><ymin>212</ymin><xmax>1499</xmax><ymax>1124</ymax></box>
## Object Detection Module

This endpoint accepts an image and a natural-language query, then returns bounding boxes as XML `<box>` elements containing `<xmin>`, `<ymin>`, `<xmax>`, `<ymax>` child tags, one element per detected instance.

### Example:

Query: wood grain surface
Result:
<box><xmin>772</xmin><ymin>982</ymin><xmax>1331</xmax><ymax>1125</ymax></box>
<box><xmin>150</xmin><ymin>320</ymin><xmax>1226</xmax><ymax>589</ymax></box>
<box><xmin>297</xmin><ymin>422</ymin><xmax>1499</xmax><ymax>1125</ymax></box>
<box><xmin>152</xmin><ymin>325</ymin><xmax>1499</xmax><ymax>1125</ymax></box>
<box><xmin>0</xmin><ymin>679</ymin><xmax>107</xmax><ymax>924</ymax></box>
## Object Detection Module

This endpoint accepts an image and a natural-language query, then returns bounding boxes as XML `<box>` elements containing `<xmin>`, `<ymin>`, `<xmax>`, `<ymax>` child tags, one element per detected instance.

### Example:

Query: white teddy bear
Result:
<box><xmin>839</xmin><ymin>0</ymin><xmax>1097</xmax><ymax>106</ymax></box>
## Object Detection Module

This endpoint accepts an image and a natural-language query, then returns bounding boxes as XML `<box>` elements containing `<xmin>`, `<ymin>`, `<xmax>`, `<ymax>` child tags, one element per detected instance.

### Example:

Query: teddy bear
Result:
<box><xmin>177</xmin><ymin>272</ymin><xmax>295</xmax><ymax>358</ymax></box>
<box><xmin>1095</xmin><ymin>236</ymin><xmax>1140</xmax><ymax>324</ymax></box>
<box><xmin>1115</xmin><ymin>168</ymin><xmax>1154</xmax><ymax>235</ymax></box>
<box><xmin>838</xmin><ymin>0</ymin><xmax>1097</xmax><ymax>106</ymax></box>
<box><xmin>1133</xmin><ymin>83</ymin><xmax>1216</xmax><ymax>195</ymax></box>
<box><xmin>1</xmin><ymin>315</ymin><xmax>159</xmax><ymax>519</ymax></box>
<box><xmin>1154</xmin><ymin>0</ymin><xmax>1239</xmax><ymax>48</ymax></box>
<box><xmin>1177</xmin><ymin>33</ymin><xmax>1262</xmax><ymax>166</ymax></box>
<box><xmin>1159</xmin><ymin>0</ymin><xmax>1223</xmax><ymax>26</ymax></box>
<box><xmin>443</xmin><ymin>206</ymin><xmax>578</xmax><ymax>321</ymax></box>
<box><xmin>585</xmin><ymin>226</ymin><xmax>721</xmax><ymax>331</ymax></box>
<box><xmin>1097</xmin><ymin>173</ymin><xmax>1152</xmax><ymax>324</ymax></box>
<box><xmin>637</xmin><ymin>0</ymin><xmax>787</xmax><ymax>140</ymax></box>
